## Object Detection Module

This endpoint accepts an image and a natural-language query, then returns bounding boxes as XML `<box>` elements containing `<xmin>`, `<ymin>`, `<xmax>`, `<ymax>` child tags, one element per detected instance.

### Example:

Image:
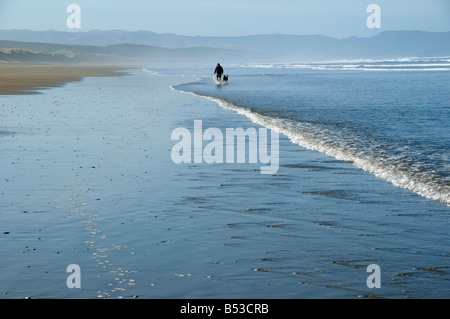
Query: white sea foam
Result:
<box><xmin>142</xmin><ymin>68</ymin><xmax>162</xmax><ymax>75</ymax></box>
<box><xmin>173</xmin><ymin>86</ymin><xmax>449</xmax><ymax>206</ymax></box>
<box><xmin>234</xmin><ymin>57</ymin><xmax>450</xmax><ymax>72</ymax></box>
<box><xmin>142</xmin><ymin>68</ymin><xmax>208</xmax><ymax>78</ymax></box>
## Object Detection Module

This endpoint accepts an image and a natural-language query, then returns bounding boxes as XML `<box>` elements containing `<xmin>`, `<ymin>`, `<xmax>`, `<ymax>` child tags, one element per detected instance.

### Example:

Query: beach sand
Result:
<box><xmin>1</xmin><ymin>68</ymin><xmax>449</xmax><ymax>299</ymax></box>
<box><xmin>0</xmin><ymin>62</ymin><xmax>125</xmax><ymax>95</ymax></box>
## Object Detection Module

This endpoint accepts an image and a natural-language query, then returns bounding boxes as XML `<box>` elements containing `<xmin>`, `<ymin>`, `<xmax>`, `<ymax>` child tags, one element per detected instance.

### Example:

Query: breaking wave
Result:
<box><xmin>172</xmin><ymin>84</ymin><xmax>450</xmax><ymax>206</ymax></box>
<box><xmin>233</xmin><ymin>57</ymin><xmax>450</xmax><ymax>72</ymax></box>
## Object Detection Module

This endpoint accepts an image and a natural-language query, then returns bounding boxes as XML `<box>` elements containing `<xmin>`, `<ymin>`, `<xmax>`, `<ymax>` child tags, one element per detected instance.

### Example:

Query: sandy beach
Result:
<box><xmin>1</xmin><ymin>67</ymin><xmax>450</xmax><ymax>299</ymax></box>
<box><xmin>0</xmin><ymin>62</ymin><xmax>125</xmax><ymax>95</ymax></box>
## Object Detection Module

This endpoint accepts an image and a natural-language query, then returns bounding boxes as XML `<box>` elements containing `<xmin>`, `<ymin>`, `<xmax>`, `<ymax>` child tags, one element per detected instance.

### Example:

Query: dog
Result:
<box><xmin>222</xmin><ymin>75</ymin><xmax>228</xmax><ymax>84</ymax></box>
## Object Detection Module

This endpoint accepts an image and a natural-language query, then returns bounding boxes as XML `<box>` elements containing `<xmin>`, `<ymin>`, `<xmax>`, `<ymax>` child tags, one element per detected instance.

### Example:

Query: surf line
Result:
<box><xmin>171</xmin><ymin>119</ymin><xmax>279</xmax><ymax>174</ymax></box>
<box><xmin>180</xmin><ymin>303</ymin><xmax>214</xmax><ymax>316</ymax></box>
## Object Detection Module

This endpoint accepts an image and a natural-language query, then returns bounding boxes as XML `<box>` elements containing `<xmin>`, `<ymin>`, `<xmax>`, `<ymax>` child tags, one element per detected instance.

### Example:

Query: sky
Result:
<box><xmin>0</xmin><ymin>0</ymin><xmax>449</xmax><ymax>38</ymax></box>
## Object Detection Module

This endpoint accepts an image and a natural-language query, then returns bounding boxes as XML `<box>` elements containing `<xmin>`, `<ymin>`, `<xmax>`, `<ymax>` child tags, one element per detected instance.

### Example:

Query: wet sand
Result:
<box><xmin>0</xmin><ymin>62</ymin><xmax>125</xmax><ymax>95</ymax></box>
<box><xmin>1</xmin><ymin>69</ymin><xmax>449</xmax><ymax>299</ymax></box>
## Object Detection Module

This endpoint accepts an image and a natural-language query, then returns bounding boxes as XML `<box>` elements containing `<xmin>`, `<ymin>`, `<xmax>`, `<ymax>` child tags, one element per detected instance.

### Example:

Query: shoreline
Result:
<box><xmin>173</xmin><ymin>78</ymin><xmax>450</xmax><ymax>207</ymax></box>
<box><xmin>0</xmin><ymin>62</ymin><xmax>128</xmax><ymax>95</ymax></box>
<box><xmin>1</xmin><ymin>69</ymin><xmax>449</xmax><ymax>299</ymax></box>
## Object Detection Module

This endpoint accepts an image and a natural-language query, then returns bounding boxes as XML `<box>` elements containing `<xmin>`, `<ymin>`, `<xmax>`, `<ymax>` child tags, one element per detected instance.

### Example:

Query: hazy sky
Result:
<box><xmin>1</xmin><ymin>0</ymin><xmax>449</xmax><ymax>38</ymax></box>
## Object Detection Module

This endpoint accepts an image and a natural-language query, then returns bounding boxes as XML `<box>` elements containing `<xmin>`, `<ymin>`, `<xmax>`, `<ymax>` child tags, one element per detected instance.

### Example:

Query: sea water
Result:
<box><xmin>175</xmin><ymin>57</ymin><xmax>450</xmax><ymax>206</ymax></box>
<box><xmin>165</xmin><ymin>60</ymin><xmax>450</xmax><ymax>298</ymax></box>
<box><xmin>2</xmin><ymin>62</ymin><xmax>450</xmax><ymax>299</ymax></box>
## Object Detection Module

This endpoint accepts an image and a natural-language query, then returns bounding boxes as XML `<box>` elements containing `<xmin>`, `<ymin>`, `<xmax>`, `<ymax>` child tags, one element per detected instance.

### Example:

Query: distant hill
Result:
<box><xmin>0</xmin><ymin>30</ymin><xmax>449</xmax><ymax>64</ymax></box>
<box><xmin>0</xmin><ymin>47</ymin><xmax>78</xmax><ymax>63</ymax></box>
<box><xmin>0</xmin><ymin>40</ymin><xmax>268</xmax><ymax>65</ymax></box>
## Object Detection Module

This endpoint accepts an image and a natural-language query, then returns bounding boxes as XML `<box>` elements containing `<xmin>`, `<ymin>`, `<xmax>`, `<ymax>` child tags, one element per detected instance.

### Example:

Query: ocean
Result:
<box><xmin>1</xmin><ymin>60</ymin><xmax>450</xmax><ymax>299</ymax></box>
<box><xmin>174</xmin><ymin>57</ymin><xmax>450</xmax><ymax>206</ymax></box>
